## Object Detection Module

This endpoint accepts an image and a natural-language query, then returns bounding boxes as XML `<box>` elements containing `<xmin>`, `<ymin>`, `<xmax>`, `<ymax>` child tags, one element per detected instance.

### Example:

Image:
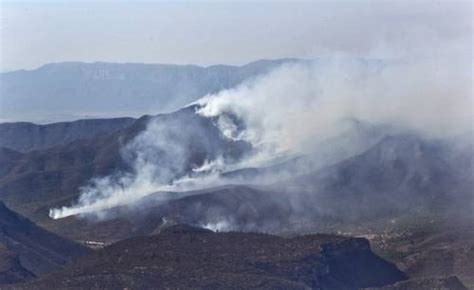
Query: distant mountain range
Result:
<box><xmin>0</xmin><ymin>59</ymin><xmax>297</xmax><ymax>122</ymax></box>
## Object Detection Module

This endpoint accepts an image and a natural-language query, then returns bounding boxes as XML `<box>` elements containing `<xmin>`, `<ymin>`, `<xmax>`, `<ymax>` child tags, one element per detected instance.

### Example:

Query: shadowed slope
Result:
<box><xmin>0</xmin><ymin>202</ymin><xmax>91</xmax><ymax>284</ymax></box>
<box><xmin>0</xmin><ymin>118</ymin><xmax>135</xmax><ymax>153</ymax></box>
<box><xmin>17</xmin><ymin>224</ymin><xmax>406</xmax><ymax>289</ymax></box>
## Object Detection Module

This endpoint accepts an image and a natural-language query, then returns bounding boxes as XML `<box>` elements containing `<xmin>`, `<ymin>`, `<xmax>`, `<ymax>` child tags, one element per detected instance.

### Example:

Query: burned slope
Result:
<box><xmin>19</xmin><ymin>224</ymin><xmax>406</xmax><ymax>290</ymax></box>
<box><xmin>0</xmin><ymin>106</ymin><xmax>251</xmax><ymax>239</ymax></box>
<box><xmin>45</xmin><ymin>132</ymin><xmax>473</xmax><ymax>242</ymax></box>
<box><xmin>0</xmin><ymin>202</ymin><xmax>90</xmax><ymax>285</ymax></box>
<box><xmin>0</xmin><ymin>120</ymin><xmax>137</xmax><ymax>218</ymax></box>
<box><xmin>134</xmin><ymin>133</ymin><xmax>473</xmax><ymax>235</ymax></box>
<box><xmin>287</xmin><ymin>134</ymin><xmax>473</xmax><ymax>222</ymax></box>
<box><xmin>123</xmin><ymin>186</ymin><xmax>294</xmax><ymax>235</ymax></box>
<box><xmin>0</xmin><ymin>114</ymin><xmax>154</xmax><ymax>217</ymax></box>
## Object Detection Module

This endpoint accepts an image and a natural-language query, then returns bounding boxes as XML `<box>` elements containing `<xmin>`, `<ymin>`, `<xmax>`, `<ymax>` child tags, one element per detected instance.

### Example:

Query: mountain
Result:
<box><xmin>0</xmin><ymin>117</ymin><xmax>135</xmax><ymax>152</ymax></box>
<box><xmin>0</xmin><ymin>59</ymin><xmax>297</xmax><ymax>122</ymax></box>
<box><xmin>0</xmin><ymin>106</ymin><xmax>251</xmax><ymax>239</ymax></box>
<box><xmin>287</xmin><ymin>134</ymin><xmax>473</xmax><ymax>222</ymax></box>
<box><xmin>0</xmin><ymin>202</ymin><xmax>90</xmax><ymax>285</ymax></box>
<box><xmin>16</xmin><ymin>224</ymin><xmax>407</xmax><ymax>289</ymax></box>
<box><xmin>0</xmin><ymin>148</ymin><xmax>23</xmax><ymax>178</ymax></box>
<box><xmin>0</xmin><ymin>106</ymin><xmax>471</xmax><ymax>287</ymax></box>
<box><xmin>1</xmin><ymin>108</ymin><xmax>471</xmax><ymax>240</ymax></box>
<box><xmin>134</xmin><ymin>134</ymin><xmax>473</xmax><ymax>234</ymax></box>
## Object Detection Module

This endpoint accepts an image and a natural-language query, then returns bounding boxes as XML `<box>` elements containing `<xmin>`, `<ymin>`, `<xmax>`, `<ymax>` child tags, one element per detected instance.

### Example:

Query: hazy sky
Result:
<box><xmin>0</xmin><ymin>0</ymin><xmax>472</xmax><ymax>71</ymax></box>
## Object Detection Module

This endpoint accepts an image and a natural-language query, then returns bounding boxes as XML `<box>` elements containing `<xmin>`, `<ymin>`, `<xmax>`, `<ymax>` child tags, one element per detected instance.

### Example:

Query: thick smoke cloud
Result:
<box><xmin>198</xmin><ymin>56</ymin><xmax>471</xmax><ymax>158</ymax></box>
<box><xmin>49</xmin><ymin>114</ymin><xmax>235</xmax><ymax>219</ymax></box>
<box><xmin>49</xmin><ymin>50</ymin><xmax>473</xmax><ymax>220</ymax></box>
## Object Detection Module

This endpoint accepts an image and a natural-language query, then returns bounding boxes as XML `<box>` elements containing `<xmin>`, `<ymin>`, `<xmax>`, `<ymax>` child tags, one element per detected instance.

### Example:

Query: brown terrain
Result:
<box><xmin>11</xmin><ymin>224</ymin><xmax>407</xmax><ymax>290</ymax></box>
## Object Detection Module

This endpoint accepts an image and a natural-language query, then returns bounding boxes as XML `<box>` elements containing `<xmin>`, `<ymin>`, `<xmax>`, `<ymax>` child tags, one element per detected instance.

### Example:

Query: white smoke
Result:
<box><xmin>201</xmin><ymin>220</ymin><xmax>233</xmax><ymax>232</ymax></box>
<box><xmin>49</xmin><ymin>51</ymin><xmax>473</xmax><ymax>220</ymax></box>
<box><xmin>49</xmin><ymin>119</ymin><xmax>227</xmax><ymax>219</ymax></box>
<box><xmin>197</xmin><ymin>56</ymin><xmax>472</xmax><ymax>164</ymax></box>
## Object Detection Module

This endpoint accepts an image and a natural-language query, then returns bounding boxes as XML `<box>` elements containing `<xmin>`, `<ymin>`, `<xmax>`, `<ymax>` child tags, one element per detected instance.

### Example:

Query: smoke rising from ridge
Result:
<box><xmin>49</xmin><ymin>50</ymin><xmax>473</xmax><ymax>220</ymax></box>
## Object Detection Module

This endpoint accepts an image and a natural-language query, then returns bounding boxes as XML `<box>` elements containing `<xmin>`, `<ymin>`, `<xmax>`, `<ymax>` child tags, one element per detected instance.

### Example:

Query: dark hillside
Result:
<box><xmin>0</xmin><ymin>117</ymin><xmax>135</xmax><ymax>152</ymax></box>
<box><xmin>0</xmin><ymin>202</ymin><xmax>90</xmax><ymax>285</ymax></box>
<box><xmin>17</xmin><ymin>224</ymin><xmax>407</xmax><ymax>289</ymax></box>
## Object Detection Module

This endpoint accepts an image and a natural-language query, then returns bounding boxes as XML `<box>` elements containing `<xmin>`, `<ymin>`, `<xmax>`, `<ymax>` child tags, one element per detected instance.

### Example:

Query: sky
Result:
<box><xmin>0</xmin><ymin>0</ymin><xmax>472</xmax><ymax>71</ymax></box>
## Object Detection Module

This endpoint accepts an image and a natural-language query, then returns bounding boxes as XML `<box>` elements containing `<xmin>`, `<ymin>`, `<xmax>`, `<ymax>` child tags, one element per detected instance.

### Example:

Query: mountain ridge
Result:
<box><xmin>14</xmin><ymin>224</ymin><xmax>407</xmax><ymax>289</ymax></box>
<box><xmin>0</xmin><ymin>117</ymin><xmax>136</xmax><ymax>152</ymax></box>
<box><xmin>0</xmin><ymin>58</ymin><xmax>299</xmax><ymax>122</ymax></box>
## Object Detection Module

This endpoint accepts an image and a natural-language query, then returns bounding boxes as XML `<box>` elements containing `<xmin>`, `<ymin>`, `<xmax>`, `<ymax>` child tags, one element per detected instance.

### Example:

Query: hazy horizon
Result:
<box><xmin>1</xmin><ymin>1</ymin><xmax>471</xmax><ymax>72</ymax></box>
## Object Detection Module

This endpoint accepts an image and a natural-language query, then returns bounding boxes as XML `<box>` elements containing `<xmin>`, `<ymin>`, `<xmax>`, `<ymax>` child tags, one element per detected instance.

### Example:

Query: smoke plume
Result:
<box><xmin>49</xmin><ymin>50</ymin><xmax>473</xmax><ymax>220</ymax></box>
